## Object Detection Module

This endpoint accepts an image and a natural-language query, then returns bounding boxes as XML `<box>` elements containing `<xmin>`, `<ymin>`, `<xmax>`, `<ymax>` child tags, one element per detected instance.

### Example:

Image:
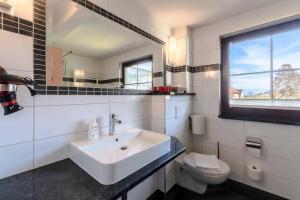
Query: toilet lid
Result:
<box><xmin>184</xmin><ymin>154</ymin><xmax>230</xmax><ymax>176</ymax></box>
<box><xmin>198</xmin><ymin>160</ymin><xmax>230</xmax><ymax>176</ymax></box>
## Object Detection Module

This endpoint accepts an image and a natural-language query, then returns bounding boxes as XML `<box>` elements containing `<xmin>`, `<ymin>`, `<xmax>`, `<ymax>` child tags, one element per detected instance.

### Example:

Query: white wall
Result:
<box><xmin>191</xmin><ymin>1</ymin><xmax>300</xmax><ymax>199</ymax></box>
<box><xmin>64</xmin><ymin>54</ymin><xmax>101</xmax><ymax>78</ymax></box>
<box><xmin>150</xmin><ymin>95</ymin><xmax>192</xmax><ymax>192</ymax></box>
<box><xmin>0</xmin><ymin>0</ymin><xmax>170</xmax><ymax>199</ymax></box>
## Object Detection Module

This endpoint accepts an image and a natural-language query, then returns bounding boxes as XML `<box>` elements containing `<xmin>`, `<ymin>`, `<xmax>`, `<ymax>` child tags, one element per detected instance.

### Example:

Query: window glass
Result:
<box><xmin>229</xmin><ymin>36</ymin><xmax>270</xmax><ymax>75</ymax></box>
<box><xmin>273</xmin><ymin>29</ymin><xmax>300</xmax><ymax>70</ymax></box>
<box><xmin>228</xmin><ymin>27</ymin><xmax>300</xmax><ymax>108</ymax></box>
<box><xmin>230</xmin><ymin>73</ymin><xmax>271</xmax><ymax>100</ymax></box>
<box><xmin>125</xmin><ymin>66</ymin><xmax>137</xmax><ymax>84</ymax></box>
<box><xmin>123</xmin><ymin>57</ymin><xmax>152</xmax><ymax>90</ymax></box>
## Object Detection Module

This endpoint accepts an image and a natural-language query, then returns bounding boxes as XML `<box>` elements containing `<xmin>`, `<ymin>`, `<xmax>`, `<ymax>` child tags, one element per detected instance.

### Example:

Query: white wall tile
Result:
<box><xmin>166</xmin><ymin>117</ymin><xmax>192</xmax><ymax>151</ymax></box>
<box><xmin>202</xmin><ymin>85</ymin><xmax>219</xmax><ymax>100</ymax></box>
<box><xmin>245</xmin><ymin>121</ymin><xmax>300</xmax><ymax>142</ymax></box>
<box><xmin>228</xmin><ymin>163</ymin><xmax>245</xmax><ymax>183</ymax></box>
<box><xmin>110</xmin><ymin>101</ymin><xmax>149</xmax><ymax>123</ymax></box>
<box><xmin>35</xmin><ymin>95</ymin><xmax>109</xmax><ymax>106</ymax></box>
<box><xmin>220</xmin><ymin>145</ymin><xmax>244</xmax><ymax>166</ymax></box>
<box><xmin>35</xmin><ymin>104</ymin><xmax>109</xmax><ymax>139</ymax></box>
<box><xmin>0</xmin><ymin>108</ymin><xmax>33</xmax><ymax>147</ymax></box>
<box><xmin>0</xmin><ymin>30</ymin><xmax>33</xmax><ymax>72</ymax></box>
<box><xmin>192</xmin><ymin>99</ymin><xmax>203</xmax><ymax>114</ymax></box>
<box><xmin>34</xmin><ymin>132</ymin><xmax>86</xmax><ymax>168</ymax></box>
<box><xmin>192</xmin><ymin>73</ymin><xmax>202</xmax><ymax>87</ymax></box>
<box><xmin>202</xmin><ymin>100</ymin><xmax>219</xmax><ymax>117</ymax></box>
<box><xmin>109</xmin><ymin>95</ymin><xmax>149</xmax><ymax>103</ymax></box>
<box><xmin>150</xmin><ymin>119</ymin><xmax>165</xmax><ymax>133</ymax></box>
<box><xmin>0</xmin><ymin>142</ymin><xmax>33</xmax><ymax>179</ymax></box>
<box><xmin>151</xmin><ymin>97</ymin><xmax>165</xmax><ymax>120</ymax></box>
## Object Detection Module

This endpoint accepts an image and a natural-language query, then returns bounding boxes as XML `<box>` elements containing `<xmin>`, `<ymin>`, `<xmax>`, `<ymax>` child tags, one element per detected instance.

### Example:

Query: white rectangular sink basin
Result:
<box><xmin>70</xmin><ymin>128</ymin><xmax>171</xmax><ymax>185</ymax></box>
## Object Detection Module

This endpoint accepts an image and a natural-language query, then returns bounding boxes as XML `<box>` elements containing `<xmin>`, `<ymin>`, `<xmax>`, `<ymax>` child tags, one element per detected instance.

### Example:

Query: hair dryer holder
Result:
<box><xmin>0</xmin><ymin>83</ymin><xmax>17</xmax><ymax>92</ymax></box>
<box><xmin>0</xmin><ymin>66</ymin><xmax>38</xmax><ymax>115</ymax></box>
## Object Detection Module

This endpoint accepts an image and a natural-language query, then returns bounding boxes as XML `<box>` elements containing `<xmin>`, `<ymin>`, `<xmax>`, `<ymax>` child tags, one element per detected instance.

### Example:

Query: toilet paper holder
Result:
<box><xmin>245</xmin><ymin>137</ymin><xmax>262</xmax><ymax>149</ymax></box>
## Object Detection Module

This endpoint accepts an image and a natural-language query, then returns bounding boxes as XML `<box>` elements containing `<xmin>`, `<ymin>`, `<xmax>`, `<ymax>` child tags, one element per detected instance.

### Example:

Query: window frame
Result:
<box><xmin>122</xmin><ymin>56</ymin><xmax>153</xmax><ymax>90</ymax></box>
<box><xmin>220</xmin><ymin>18</ymin><xmax>300</xmax><ymax>126</ymax></box>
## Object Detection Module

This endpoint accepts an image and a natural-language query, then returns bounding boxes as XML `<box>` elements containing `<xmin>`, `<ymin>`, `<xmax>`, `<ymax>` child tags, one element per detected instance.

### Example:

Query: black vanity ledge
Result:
<box><xmin>0</xmin><ymin>137</ymin><xmax>185</xmax><ymax>200</ymax></box>
<box><xmin>148</xmin><ymin>92</ymin><xmax>196</xmax><ymax>96</ymax></box>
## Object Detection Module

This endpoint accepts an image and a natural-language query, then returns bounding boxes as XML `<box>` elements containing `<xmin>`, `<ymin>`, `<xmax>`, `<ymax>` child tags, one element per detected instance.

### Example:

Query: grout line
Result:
<box><xmin>0</xmin><ymin>140</ymin><xmax>34</xmax><ymax>149</ymax></box>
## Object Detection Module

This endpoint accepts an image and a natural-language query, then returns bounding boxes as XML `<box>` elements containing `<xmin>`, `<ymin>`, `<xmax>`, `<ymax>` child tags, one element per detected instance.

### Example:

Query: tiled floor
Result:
<box><xmin>170</xmin><ymin>185</ymin><xmax>253</xmax><ymax>200</ymax></box>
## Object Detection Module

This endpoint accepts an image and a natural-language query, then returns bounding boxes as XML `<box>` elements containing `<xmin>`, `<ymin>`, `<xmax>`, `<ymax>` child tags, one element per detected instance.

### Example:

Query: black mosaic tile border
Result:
<box><xmin>70</xmin><ymin>0</ymin><xmax>165</xmax><ymax>45</ymax></box>
<box><xmin>35</xmin><ymin>85</ymin><xmax>151</xmax><ymax>96</ymax></box>
<box><xmin>63</xmin><ymin>77</ymin><xmax>97</xmax><ymax>84</ymax></box>
<box><xmin>153</xmin><ymin>72</ymin><xmax>163</xmax><ymax>78</ymax></box>
<box><xmin>192</xmin><ymin>64</ymin><xmax>220</xmax><ymax>73</ymax></box>
<box><xmin>0</xmin><ymin>12</ymin><xmax>33</xmax><ymax>37</ymax></box>
<box><xmin>164</xmin><ymin>64</ymin><xmax>220</xmax><ymax>74</ymax></box>
<box><xmin>98</xmin><ymin>78</ymin><xmax>123</xmax><ymax>84</ymax></box>
<box><xmin>164</xmin><ymin>65</ymin><xmax>190</xmax><ymax>73</ymax></box>
<box><xmin>33</xmin><ymin>0</ymin><xmax>46</xmax><ymax>88</ymax></box>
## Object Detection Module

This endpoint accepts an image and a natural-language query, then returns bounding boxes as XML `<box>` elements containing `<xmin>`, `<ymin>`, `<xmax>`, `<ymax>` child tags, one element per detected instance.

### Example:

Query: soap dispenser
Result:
<box><xmin>88</xmin><ymin>117</ymin><xmax>99</xmax><ymax>140</ymax></box>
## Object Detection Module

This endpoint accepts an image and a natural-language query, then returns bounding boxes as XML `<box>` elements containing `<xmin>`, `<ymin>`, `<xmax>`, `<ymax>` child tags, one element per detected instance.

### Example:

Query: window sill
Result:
<box><xmin>219</xmin><ymin>110</ymin><xmax>300</xmax><ymax>126</ymax></box>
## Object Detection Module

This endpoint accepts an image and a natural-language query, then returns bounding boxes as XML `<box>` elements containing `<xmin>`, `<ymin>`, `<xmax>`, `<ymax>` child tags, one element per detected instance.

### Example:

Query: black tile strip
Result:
<box><xmin>97</xmin><ymin>78</ymin><xmax>122</xmax><ymax>84</ymax></box>
<box><xmin>3</xmin><ymin>25</ymin><xmax>18</xmax><ymax>33</ymax></box>
<box><xmin>0</xmin><ymin>12</ymin><xmax>2</xmax><ymax>29</ymax></box>
<box><xmin>153</xmin><ymin>72</ymin><xmax>163</xmax><ymax>78</ymax></box>
<box><xmin>0</xmin><ymin>12</ymin><xmax>33</xmax><ymax>37</ymax></box>
<box><xmin>192</xmin><ymin>64</ymin><xmax>220</xmax><ymax>73</ymax></box>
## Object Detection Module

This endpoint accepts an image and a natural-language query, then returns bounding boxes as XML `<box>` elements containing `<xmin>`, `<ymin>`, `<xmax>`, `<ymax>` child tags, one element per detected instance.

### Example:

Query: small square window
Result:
<box><xmin>122</xmin><ymin>56</ymin><xmax>153</xmax><ymax>90</ymax></box>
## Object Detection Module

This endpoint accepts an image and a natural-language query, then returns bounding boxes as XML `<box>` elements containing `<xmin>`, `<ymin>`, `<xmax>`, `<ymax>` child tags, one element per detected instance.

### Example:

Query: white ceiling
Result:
<box><xmin>47</xmin><ymin>0</ymin><xmax>153</xmax><ymax>59</ymax></box>
<box><xmin>129</xmin><ymin>0</ymin><xmax>279</xmax><ymax>28</ymax></box>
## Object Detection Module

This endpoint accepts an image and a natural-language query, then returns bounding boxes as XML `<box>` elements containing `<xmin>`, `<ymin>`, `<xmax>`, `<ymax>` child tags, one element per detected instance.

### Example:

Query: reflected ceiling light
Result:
<box><xmin>168</xmin><ymin>37</ymin><xmax>177</xmax><ymax>66</ymax></box>
<box><xmin>73</xmin><ymin>69</ymin><xmax>85</xmax><ymax>78</ymax></box>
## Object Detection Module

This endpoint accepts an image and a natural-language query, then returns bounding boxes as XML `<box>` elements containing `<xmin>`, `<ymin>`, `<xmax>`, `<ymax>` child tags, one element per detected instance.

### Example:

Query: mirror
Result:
<box><xmin>46</xmin><ymin>0</ymin><xmax>164</xmax><ymax>90</ymax></box>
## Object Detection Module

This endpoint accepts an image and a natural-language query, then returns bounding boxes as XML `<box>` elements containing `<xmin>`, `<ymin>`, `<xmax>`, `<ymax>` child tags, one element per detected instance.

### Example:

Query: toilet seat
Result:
<box><xmin>195</xmin><ymin>160</ymin><xmax>230</xmax><ymax>177</ymax></box>
<box><xmin>182</xmin><ymin>153</ymin><xmax>230</xmax><ymax>177</ymax></box>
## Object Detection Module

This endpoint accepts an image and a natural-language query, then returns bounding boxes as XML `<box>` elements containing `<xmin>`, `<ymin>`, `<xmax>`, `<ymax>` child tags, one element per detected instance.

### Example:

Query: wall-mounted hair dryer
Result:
<box><xmin>0</xmin><ymin>66</ymin><xmax>38</xmax><ymax>115</ymax></box>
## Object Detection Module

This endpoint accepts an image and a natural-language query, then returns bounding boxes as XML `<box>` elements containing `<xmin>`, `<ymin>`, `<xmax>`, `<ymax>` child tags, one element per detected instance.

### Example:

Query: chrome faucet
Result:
<box><xmin>109</xmin><ymin>113</ymin><xmax>122</xmax><ymax>135</ymax></box>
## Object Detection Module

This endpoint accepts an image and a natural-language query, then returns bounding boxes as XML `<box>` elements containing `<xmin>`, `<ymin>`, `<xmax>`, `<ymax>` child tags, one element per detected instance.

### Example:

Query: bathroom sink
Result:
<box><xmin>70</xmin><ymin>128</ymin><xmax>171</xmax><ymax>185</ymax></box>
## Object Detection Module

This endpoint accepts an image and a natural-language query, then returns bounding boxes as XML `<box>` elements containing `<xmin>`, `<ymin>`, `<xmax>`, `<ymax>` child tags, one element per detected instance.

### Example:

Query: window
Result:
<box><xmin>122</xmin><ymin>56</ymin><xmax>152</xmax><ymax>90</ymax></box>
<box><xmin>220</xmin><ymin>19</ymin><xmax>300</xmax><ymax>125</ymax></box>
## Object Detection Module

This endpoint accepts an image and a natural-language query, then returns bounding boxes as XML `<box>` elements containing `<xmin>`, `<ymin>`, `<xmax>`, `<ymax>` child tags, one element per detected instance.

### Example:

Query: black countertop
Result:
<box><xmin>149</xmin><ymin>92</ymin><xmax>196</xmax><ymax>96</ymax></box>
<box><xmin>0</xmin><ymin>137</ymin><xmax>185</xmax><ymax>200</ymax></box>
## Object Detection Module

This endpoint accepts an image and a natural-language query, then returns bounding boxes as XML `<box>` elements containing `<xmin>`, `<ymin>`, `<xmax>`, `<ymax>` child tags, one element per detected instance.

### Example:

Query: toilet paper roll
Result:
<box><xmin>247</xmin><ymin>147</ymin><xmax>261</xmax><ymax>158</ymax></box>
<box><xmin>247</xmin><ymin>165</ymin><xmax>263</xmax><ymax>181</ymax></box>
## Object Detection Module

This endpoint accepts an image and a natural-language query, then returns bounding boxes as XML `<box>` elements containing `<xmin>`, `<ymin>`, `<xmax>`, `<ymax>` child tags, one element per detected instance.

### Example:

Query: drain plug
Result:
<box><xmin>120</xmin><ymin>146</ymin><xmax>128</xmax><ymax>150</ymax></box>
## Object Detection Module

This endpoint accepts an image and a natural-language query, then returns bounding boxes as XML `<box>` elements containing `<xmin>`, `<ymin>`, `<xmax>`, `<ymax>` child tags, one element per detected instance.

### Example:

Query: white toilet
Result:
<box><xmin>175</xmin><ymin>152</ymin><xmax>231</xmax><ymax>194</ymax></box>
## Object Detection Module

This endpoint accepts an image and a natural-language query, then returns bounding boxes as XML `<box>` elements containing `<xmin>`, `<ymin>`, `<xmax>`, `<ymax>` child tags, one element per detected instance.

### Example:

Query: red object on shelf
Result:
<box><xmin>152</xmin><ymin>86</ymin><xmax>179</xmax><ymax>94</ymax></box>
<box><xmin>152</xmin><ymin>86</ymin><xmax>159</xmax><ymax>92</ymax></box>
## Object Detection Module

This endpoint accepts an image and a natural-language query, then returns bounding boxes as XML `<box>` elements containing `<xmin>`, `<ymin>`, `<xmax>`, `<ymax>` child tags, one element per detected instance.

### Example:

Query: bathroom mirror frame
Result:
<box><xmin>33</xmin><ymin>0</ymin><xmax>166</xmax><ymax>95</ymax></box>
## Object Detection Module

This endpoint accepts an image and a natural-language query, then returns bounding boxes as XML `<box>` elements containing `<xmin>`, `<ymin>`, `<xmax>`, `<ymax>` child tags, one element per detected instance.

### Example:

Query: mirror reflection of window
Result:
<box><xmin>123</xmin><ymin>56</ymin><xmax>153</xmax><ymax>90</ymax></box>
